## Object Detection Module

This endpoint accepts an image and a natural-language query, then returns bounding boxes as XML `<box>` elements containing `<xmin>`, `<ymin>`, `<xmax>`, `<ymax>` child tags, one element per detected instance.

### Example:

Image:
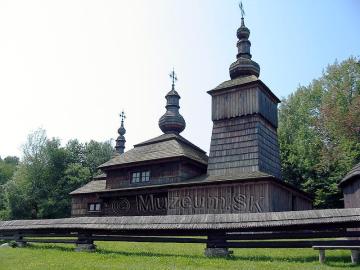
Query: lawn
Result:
<box><xmin>0</xmin><ymin>241</ymin><xmax>359</xmax><ymax>270</ymax></box>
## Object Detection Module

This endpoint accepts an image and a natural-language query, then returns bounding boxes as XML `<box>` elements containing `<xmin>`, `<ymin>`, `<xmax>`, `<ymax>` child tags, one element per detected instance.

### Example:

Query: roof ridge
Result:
<box><xmin>134</xmin><ymin>134</ymin><xmax>207</xmax><ymax>154</ymax></box>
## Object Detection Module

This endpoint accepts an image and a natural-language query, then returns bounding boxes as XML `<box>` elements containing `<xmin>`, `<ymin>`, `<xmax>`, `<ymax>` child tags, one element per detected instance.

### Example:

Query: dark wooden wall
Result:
<box><xmin>167</xmin><ymin>181</ymin><xmax>269</xmax><ymax>215</ymax></box>
<box><xmin>167</xmin><ymin>180</ymin><xmax>311</xmax><ymax>215</ymax></box>
<box><xmin>343</xmin><ymin>177</ymin><xmax>360</xmax><ymax>208</ymax></box>
<box><xmin>71</xmin><ymin>194</ymin><xmax>100</xmax><ymax>217</ymax></box>
<box><xmin>102</xmin><ymin>193</ymin><xmax>168</xmax><ymax>216</ymax></box>
<box><xmin>269</xmin><ymin>182</ymin><xmax>312</xmax><ymax>212</ymax></box>
<box><xmin>106</xmin><ymin>160</ymin><xmax>205</xmax><ymax>189</ymax></box>
<box><xmin>71</xmin><ymin>180</ymin><xmax>311</xmax><ymax>217</ymax></box>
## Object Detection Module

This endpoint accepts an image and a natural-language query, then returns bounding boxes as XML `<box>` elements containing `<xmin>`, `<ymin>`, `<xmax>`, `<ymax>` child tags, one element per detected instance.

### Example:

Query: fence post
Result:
<box><xmin>319</xmin><ymin>249</ymin><xmax>325</xmax><ymax>264</ymax></box>
<box><xmin>351</xmin><ymin>250</ymin><xmax>359</xmax><ymax>264</ymax></box>
<box><xmin>14</xmin><ymin>232</ymin><xmax>27</xmax><ymax>247</ymax></box>
<box><xmin>75</xmin><ymin>232</ymin><xmax>95</xmax><ymax>252</ymax></box>
<box><xmin>204</xmin><ymin>232</ymin><xmax>232</xmax><ymax>257</ymax></box>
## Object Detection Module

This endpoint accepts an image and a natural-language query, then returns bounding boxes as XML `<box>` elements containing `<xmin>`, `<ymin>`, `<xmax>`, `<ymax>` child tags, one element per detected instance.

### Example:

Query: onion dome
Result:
<box><xmin>159</xmin><ymin>69</ymin><xmax>186</xmax><ymax>134</ymax></box>
<box><xmin>229</xmin><ymin>8</ymin><xmax>260</xmax><ymax>79</ymax></box>
<box><xmin>115</xmin><ymin>111</ymin><xmax>126</xmax><ymax>154</ymax></box>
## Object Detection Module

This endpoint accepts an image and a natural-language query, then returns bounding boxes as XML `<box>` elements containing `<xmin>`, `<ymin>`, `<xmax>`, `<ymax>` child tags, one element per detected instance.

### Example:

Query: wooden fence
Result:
<box><xmin>1</xmin><ymin>208</ymin><xmax>360</xmax><ymax>262</ymax></box>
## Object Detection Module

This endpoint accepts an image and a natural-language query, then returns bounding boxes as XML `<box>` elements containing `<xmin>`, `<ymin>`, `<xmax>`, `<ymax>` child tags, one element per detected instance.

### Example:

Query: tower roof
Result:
<box><xmin>229</xmin><ymin>4</ymin><xmax>260</xmax><ymax>79</ymax></box>
<box><xmin>158</xmin><ymin>69</ymin><xmax>186</xmax><ymax>134</ymax></box>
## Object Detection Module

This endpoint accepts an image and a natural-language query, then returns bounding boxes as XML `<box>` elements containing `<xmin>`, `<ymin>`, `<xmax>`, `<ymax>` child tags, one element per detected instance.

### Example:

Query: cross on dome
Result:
<box><xmin>239</xmin><ymin>1</ymin><xmax>245</xmax><ymax>19</ymax></box>
<box><xmin>169</xmin><ymin>68</ymin><xmax>177</xmax><ymax>90</ymax></box>
<box><xmin>120</xmin><ymin>110</ymin><xmax>126</xmax><ymax>124</ymax></box>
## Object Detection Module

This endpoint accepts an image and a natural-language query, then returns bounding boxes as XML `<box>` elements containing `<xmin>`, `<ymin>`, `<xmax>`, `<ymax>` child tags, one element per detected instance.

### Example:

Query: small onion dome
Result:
<box><xmin>237</xmin><ymin>19</ymin><xmax>250</xmax><ymax>40</ymax></box>
<box><xmin>159</xmin><ymin>89</ymin><xmax>186</xmax><ymax>134</ymax></box>
<box><xmin>229</xmin><ymin>17</ymin><xmax>260</xmax><ymax>79</ymax></box>
<box><xmin>118</xmin><ymin>125</ymin><xmax>126</xmax><ymax>136</ymax></box>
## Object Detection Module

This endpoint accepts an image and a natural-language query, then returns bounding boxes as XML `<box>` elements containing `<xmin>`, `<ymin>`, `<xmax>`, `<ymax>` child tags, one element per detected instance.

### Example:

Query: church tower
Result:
<box><xmin>207</xmin><ymin>7</ymin><xmax>281</xmax><ymax>179</ymax></box>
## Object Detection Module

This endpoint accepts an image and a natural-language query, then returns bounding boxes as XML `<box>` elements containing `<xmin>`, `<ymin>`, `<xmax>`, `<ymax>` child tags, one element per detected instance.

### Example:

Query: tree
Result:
<box><xmin>0</xmin><ymin>155</ymin><xmax>19</xmax><ymax>219</ymax></box>
<box><xmin>4</xmin><ymin>128</ymin><xmax>114</xmax><ymax>219</ymax></box>
<box><xmin>0</xmin><ymin>156</ymin><xmax>19</xmax><ymax>185</ymax></box>
<box><xmin>83</xmin><ymin>140</ymin><xmax>114</xmax><ymax>176</ymax></box>
<box><xmin>278</xmin><ymin>57</ymin><xmax>360</xmax><ymax>208</ymax></box>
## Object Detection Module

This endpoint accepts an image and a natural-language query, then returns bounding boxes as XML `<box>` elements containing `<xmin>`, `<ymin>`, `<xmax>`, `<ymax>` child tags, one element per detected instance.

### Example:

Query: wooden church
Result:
<box><xmin>70</xmin><ymin>14</ymin><xmax>312</xmax><ymax>217</ymax></box>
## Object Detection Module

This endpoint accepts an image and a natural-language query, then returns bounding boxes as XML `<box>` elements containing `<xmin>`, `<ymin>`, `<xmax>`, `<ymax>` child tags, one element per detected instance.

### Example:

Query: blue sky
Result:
<box><xmin>0</xmin><ymin>0</ymin><xmax>359</xmax><ymax>158</ymax></box>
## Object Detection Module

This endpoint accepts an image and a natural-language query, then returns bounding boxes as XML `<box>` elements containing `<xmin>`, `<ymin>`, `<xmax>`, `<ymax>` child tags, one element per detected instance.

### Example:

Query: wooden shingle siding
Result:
<box><xmin>207</xmin><ymin>114</ymin><xmax>281</xmax><ymax>178</ymax></box>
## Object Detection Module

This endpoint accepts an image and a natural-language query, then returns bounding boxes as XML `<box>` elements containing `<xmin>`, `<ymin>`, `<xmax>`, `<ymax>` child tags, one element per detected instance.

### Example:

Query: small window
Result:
<box><xmin>88</xmin><ymin>203</ymin><xmax>101</xmax><ymax>212</ymax></box>
<box><xmin>142</xmin><ymin>171</ymin><xmax>150</xmax><ymax>182</ymax></box>
<box><xmin>132</xmin><ymin>172</ymin><xmax>141</xmax><ymax>183</ymax></box>
<box><xmin>131</xmin><ymin>171</ymin><xmax>151</xmax><ymax>183</ymax></box>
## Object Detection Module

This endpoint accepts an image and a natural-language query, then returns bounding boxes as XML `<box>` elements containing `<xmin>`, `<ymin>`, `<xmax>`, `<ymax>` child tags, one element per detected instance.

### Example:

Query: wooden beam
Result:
<box><xmin>90</xmin><ymin>235</ymin><xmax>207</xmax><ymax>244</ymax></box>
<box><xmin>217</xmin><ymin>240</ymin><xmax>360</xmax><ymax>248</ymax></box>
<box><xmin>226</xmin><ymin>231</ymin><xmax>360</xmax><ymax>240</ymax></box>
<box><xmin>23</xmin><ymin>239</ymin><xmax>77</xmax><ymax>244</ymax></box>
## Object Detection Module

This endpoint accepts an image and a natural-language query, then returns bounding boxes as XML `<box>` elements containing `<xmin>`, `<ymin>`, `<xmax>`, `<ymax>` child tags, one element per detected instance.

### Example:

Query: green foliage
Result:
<box><xmin>279</xmin><ymin>57</ymin><xmax>360</xmax><ymax>208</ymax></box>
<box><xmin>3</xmin><ymin>129</ymin><xmax>113</xmax><ymax>220</ymax></box>
<box><xmin>0</xmin><ymin>156</ymin><xmax>19</xmax><ymax>185</ymax></box>
<box><xmin>0</xmin><ymin>155</ymin><xmax>19</xmax><ymax>219</ymax></box>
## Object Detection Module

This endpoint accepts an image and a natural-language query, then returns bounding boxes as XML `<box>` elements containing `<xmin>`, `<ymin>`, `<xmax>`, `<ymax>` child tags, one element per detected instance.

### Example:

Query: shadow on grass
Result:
<box><xmin>27</xmin><ymin>244</ymin><xmax>355</xmax><ymax>267</ymax></box>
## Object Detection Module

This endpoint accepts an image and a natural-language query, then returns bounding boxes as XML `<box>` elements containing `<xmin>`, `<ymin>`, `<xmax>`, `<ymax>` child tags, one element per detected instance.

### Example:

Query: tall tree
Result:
<box><xmin>278</xmin><ymin>57</ymin><xmax>360</xmax><ymax>208</ymax></box>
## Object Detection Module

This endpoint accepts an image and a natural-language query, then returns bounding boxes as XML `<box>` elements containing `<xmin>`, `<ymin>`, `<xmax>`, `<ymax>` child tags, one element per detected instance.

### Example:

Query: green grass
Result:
<box><xmin>0</xmin><ymin>241</ymin><xmax>359</xmax><ymax>270</ymax></box>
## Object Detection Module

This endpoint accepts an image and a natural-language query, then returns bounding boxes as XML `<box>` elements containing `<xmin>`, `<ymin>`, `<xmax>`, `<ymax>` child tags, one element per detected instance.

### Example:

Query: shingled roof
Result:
<box><xmin>339</xmin><ymin>162</ymin><xmax>360</xmax><ymax>187</ymax></box>
<box><xmin>70</xmin><ymin>172</ymin><xmax>272</xmax><ymax>195</ymax></box>
<box><xmin>1</xmin><ymin>208</ymin><xmax>359</xmax><ymax>232</ymax></box>
<box><xmin>70</xmin><ymin>180</ymin><xmax>106</xmax><ymax>195</ymax></box>
<box><xmin>69</xmin><ymin>171</ymin><xmax>309</xmax><ymax>197</ymax></box>
<box><xmin>98</xmin><ymin>133</ymin><xmax>208</xmax><ymax>169</ymax></box>
<box><xmin>208</xmin><ymin>75</ymin><xmax>281</xmax><ymax>103</ymax></box>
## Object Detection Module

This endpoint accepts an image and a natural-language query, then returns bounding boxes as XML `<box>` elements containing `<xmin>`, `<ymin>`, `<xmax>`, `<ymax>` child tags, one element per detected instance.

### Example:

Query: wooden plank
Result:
<box><xmin>24</xmin><ymin>239</ymin><xmax>77</xmax><ymax>244</ymax></box>
<box><xmin>226</xmin><ymin>231</ymin><xmax>360</xmax><ymax>240</ymax></box>
<box><xmin>218</xmin><ymin>240</ymin><xmax>360</xmax><ymax>249</ymax></box>
<box><xmin>0</xmin><ymin>236</ymin><xmax>15</xmax><ymax>240</ymax></box>
<box><xmin>313</xmin><ymin>246</ymin><xmax>360</xmax><ymax>250</ymax></box>
<box><xmin>22</xmin><ymin>233</ymin><xmax>78</xmax><ymax>238</ymax></box>
<box><xmin>90</xmin><ymin>235</ymin><xmax>207</xmax><ymax>244</ymax></box>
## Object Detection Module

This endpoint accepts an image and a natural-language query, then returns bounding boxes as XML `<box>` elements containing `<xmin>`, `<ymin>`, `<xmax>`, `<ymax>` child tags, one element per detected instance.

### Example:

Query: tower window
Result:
<box><xmin>131</xmin><ymin>171</ymin><xmax>150</xmax><ymax>183</ymax></box>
